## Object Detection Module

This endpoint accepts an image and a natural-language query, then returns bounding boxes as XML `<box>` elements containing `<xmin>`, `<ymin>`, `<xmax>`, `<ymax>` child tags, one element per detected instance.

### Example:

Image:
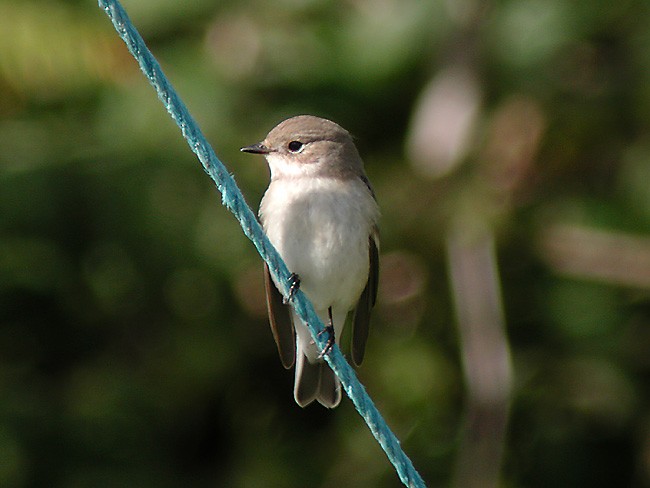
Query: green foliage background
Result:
<box><xmin>1</xmin><ymin>0</ymin><xmax>650</xmax><ymax>486</ymax></box>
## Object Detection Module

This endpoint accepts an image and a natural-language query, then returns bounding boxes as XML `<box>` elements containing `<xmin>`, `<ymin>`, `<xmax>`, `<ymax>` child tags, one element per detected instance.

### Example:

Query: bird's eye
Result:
<box><xmin>287</xmin><ymin>141</ymin><xmax>304</xmax><ymax>153</ymax></box>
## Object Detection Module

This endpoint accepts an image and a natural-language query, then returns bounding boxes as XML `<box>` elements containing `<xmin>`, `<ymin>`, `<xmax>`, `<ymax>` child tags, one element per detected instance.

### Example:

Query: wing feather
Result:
<box><xmin>264</xmin><ymin>263</ymin><xmax>295</xmax><ymax>369</ymax></box>
<box><xmin>351</xmin><ymin>231</ymin><xmax>379</xmax><ymax>366</ymax></box>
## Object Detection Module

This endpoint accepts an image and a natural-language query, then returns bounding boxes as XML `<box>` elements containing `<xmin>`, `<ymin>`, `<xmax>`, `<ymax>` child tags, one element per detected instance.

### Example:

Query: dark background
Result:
<box><xmin>1</xmin><ymin>0</ymin><xmax>649</xmax><ymax>486</ymax></box>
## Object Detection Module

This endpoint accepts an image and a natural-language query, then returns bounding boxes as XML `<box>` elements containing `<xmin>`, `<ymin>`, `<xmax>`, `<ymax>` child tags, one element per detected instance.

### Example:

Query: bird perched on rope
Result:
<box><xmin>241</xmin><ymin>115</ymin><xmax>380</xmax><ymax>408</ymax></box>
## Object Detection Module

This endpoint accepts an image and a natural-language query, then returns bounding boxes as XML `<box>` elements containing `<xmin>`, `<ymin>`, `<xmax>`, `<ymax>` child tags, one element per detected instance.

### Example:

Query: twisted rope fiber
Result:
<box><xmin>98</xmin><ymin>2</ymin><xmax>425</xmax><ymax>486</ymax></box>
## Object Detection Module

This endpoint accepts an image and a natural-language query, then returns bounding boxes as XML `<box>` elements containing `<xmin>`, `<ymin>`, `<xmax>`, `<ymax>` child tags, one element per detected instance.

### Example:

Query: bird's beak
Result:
<box><xmin>240</xmin><ymin>142</ymin><xmax>271</xmax><ymax>154</ymax></box>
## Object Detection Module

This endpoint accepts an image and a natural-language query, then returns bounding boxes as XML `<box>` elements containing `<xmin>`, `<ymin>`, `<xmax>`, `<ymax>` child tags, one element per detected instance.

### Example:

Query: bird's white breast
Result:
<box><xmin>260</xmin><ymin>175</ymin><xmax>378</xmax><ymax>313</ymax></box>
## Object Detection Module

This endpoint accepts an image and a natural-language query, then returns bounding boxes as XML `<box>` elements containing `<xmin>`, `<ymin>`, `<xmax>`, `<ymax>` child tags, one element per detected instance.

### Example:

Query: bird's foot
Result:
<box><xmin>317</xmin><ymin>306</ymin><xmax>335</xmax><ymax>358</ymax></box>
<box><xmin>283</xmin><ymin>273</ymin><xmax>301</xmax><ymax>304</ymax></box>
<box><xmin>317</xmin><ymin>325</ymin><xmax>335</xmax><ymax>359</ymax></box>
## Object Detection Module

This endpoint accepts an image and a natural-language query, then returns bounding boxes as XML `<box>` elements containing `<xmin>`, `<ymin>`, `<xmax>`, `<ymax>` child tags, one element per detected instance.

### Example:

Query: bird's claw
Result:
<box><xmin>283</xmin><ymin>273</ymin><xmax>301</xmax><ymax>304</ymax></box>
<box><xmin>317</xmin><ymin>324</ymin><xmax>335</xmax><ymax>359</ymax></box>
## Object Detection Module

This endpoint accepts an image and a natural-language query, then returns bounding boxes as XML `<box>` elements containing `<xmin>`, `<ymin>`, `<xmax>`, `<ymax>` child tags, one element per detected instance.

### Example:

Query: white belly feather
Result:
<box><xmin>260</xmin><ymin>176</ymin><xmax>377</xmax><ymax>313</ymax></box>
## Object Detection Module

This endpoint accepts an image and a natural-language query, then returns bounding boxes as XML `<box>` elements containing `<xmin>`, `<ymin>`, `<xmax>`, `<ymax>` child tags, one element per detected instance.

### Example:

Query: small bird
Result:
<box><xmin>241</xmin><ymin>115</ymin><xmax>380</xmax><ymax>408</ymax></box>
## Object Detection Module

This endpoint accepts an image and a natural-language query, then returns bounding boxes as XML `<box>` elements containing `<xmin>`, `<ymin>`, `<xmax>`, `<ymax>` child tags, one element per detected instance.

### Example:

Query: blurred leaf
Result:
<box><xmin>0</xmin><ymin>1</ymin><xmax>134</xmax><ymax>104</ymax></box>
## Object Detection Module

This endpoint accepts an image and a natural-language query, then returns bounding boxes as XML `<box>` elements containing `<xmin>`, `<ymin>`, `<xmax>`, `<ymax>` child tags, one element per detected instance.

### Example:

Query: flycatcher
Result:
<box><xmin>241</xmin><ymin>115</ymin><xmax>380</xmax><ymax>408</ymax></box>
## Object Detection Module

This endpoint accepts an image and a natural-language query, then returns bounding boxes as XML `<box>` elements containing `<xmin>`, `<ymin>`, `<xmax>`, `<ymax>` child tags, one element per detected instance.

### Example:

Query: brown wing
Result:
<box><xmin>351</xmin><ymin>232</ymin><xmax>379</xmax><ymax>366</ymax></box>
<box><xmin>264</xmin><ymin>263</ymin><xmax>295</xmax><ymax>369</ymax></box>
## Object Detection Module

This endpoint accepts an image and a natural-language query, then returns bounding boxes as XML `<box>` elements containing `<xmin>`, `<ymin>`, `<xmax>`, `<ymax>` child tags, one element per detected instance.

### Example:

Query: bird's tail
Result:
<box><xmin>294</xmin><ymin>352</ymin><xmax>341</xmax><ymax>408</ymax></box>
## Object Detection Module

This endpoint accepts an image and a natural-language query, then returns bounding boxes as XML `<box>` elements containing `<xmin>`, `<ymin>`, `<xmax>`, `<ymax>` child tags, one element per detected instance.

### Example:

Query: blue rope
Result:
<box><xmin>97</xmin><ymin>2</ymin><xmax>426</xmax><ymax>486</ymax></box>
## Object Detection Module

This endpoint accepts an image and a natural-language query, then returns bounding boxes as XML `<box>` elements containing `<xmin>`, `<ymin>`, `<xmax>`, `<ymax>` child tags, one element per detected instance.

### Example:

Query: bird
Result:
<box><xmin>241</xmin><ymin>115</ymin><xmax>380</xmax><ymax>408</ymax></box>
